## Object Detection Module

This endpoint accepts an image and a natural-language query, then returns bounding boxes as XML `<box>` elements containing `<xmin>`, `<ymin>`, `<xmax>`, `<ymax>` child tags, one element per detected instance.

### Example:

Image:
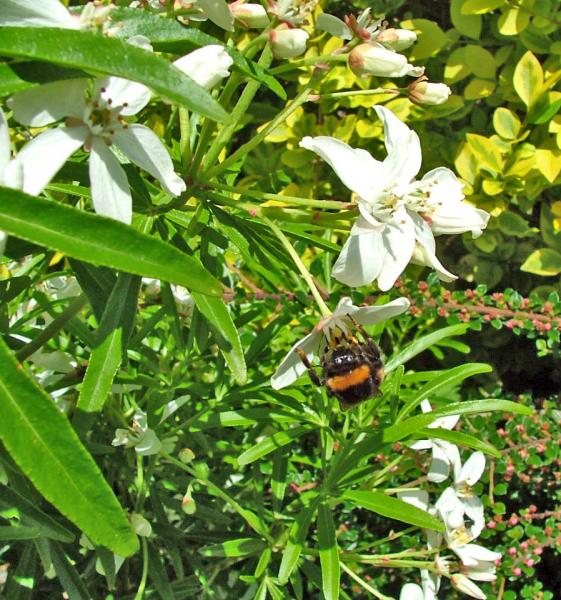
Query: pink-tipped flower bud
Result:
<box><xmin>408</xmin><ymin>76</ymin><xmax>452</xmax><ymax>105</ymax></box>
<box><xmin>269</xmin><ymin>25</ymin><xmax>309</xmax><ymax>59</ymax></box>
<box><xmin>231</xmin><ymin>2</ymin><xmax>270</xmax><ymax>28</ymax></box>
<box><xmin>377</xmin><ymin>28</ymin><xmax>417</xmax><ymax>51</ymax></box>
<box><xmin>348</xmin><ymin>43</ymin><xmax>424</xmax><ymax>78</ymax></box>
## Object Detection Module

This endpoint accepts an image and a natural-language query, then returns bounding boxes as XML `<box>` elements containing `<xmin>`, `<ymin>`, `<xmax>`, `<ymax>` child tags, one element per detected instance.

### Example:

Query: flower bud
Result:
<box><xmin>182</xmin><ymin>492</ymin><xmax>197</xmax><ymax>515</ymax></box>
<box><xmin>269</xmin><ymin>25</ymin><xmax>309</xmax><ymax>59</ymax></box>
<box><xmin>231</xmin><ymin>2</ymin><xmax>270</xmax><ymax>28</ymax></box>
<box><xmin>130</xmin><ymin>513</ymin><xmax>152</xmax><ymax>537</ymax></box>
<box><xmin>179</xmin><ymin>447</ymin><xmax>196</xmax><ymax>463</ymax></box>
<box><xmin>174</xmin><ymin>45</ymin><xmax>233</xmax><ymax>90</ymax></box>
<box><xmin>377</xmin><ymin>28</ymin><xmax>417</xmax><ymax>51</ymax></box>
<box><xmin>408</xmin><ymin>77</ymin><xmax>452</xmax><ymax>105</ymax></box>
<box><xmin>348</xmin><ymin>43</ymin><xmax>424</xmax><ymax>78</ymax></box>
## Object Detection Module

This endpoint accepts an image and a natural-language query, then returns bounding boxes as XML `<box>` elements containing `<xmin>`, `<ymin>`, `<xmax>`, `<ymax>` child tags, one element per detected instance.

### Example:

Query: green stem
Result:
<box><xmin>315</xmin><ymin>88</ymin><xmax>402</xmax><ymax>100</ymax></box>
<box><xmin>269</xmin><ymin>53</ymin><xmax>348</xmax><ymax>75</ymax></box>
<box><xmin>16</xmin><ymin>294</ymin><xmax>88</xmax><ymax>362</ymax></box>
<box><xmin>339</xmin><ymin>561</ymin><xmax>394</xmax><ymax>600</ymax></box>
<box><xmin>204</xmin><ymin>69</ymin><xmax>324</xmax><ymax>180</ymax></box>
<box><xmin>179</xmin><ymin>107</ymin><xmax>191</xmax><ymax>171</ymax></box>
<box><xmin>201</xmin><ymin>45</ymin><xmax>274</xmax><ymax>174</ymax></box>
<box><xmin>262</xmin><ymin>216</ymin><xmax>331</xmax><ymax>318</ymax></box>
<box><xmin>133</xmin><ymin>537</ymin><xmax>149</xmax><ymax>600</ymax></box>
<box><xmin>211</xmin><ymin>182</ymin><xmax>352</xmax><ymax>210</ymax></box>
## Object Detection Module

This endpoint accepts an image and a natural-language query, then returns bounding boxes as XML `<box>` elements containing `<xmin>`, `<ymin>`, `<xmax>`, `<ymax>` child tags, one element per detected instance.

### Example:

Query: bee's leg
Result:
<box><xmin>295</xmin><ymin>347</ymin><xmax>321</xmax><ymax>386</ymax></box>
<box><xmin>347</xmin><ymin>315</ymin><xmax>381</xmax><ymax>360</ymax></box>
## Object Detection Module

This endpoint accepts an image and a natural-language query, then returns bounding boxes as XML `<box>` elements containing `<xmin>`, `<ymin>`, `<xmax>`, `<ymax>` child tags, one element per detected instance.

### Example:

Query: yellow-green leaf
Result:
<box><xmin>400</xmin><ymin>19</ymin><xmax>447</xmax><ymax>60</ymax></box>
<box><xmin>450</xmin><ymin>0</ymin><xmax>482</xmax><ymax>38</ymax></box>
<box><xmin>521</xmin><ymin>248</ymin><xmax>561</xmax><ymax>276</ymax></box>
<box><xmin>445</xmin><ymin>47</ymin><xmax>472</xmax><ymax>83</ymax></box>
<box><xmin>513</xmin><ymin>51</ymin><xmax>544</xmax><ymax>108</ymax></box>
<box><xmin>461</xmin><ymin>0</ymin><xmax>506</xmax><ymax>14</ymax></box>
<box><xmin>535</xmin><ymin>148</ymin><xmax>561</xmax><ymax>183</ymax></box>
<box><xmin>466</xmin><ymin>133</ymin><xmax>503</xmax><ymax>174</ymax></box>
<box><xmin>465</xmin><ymin>45</ymin><xmax>496</xmax><ymax>79</ymax></box>
<box><xmin>464</xmin><ymin>78</ymin><xmax>496</xmax><ymax>100</ymax></box>
<box><xmin>498</xmin><ymin>6</ymin><xmax>531</xmax><ymax>35</ymax></box>
<box><xmin>493</xmin><ymin>107</ymin><xmax>522</xmax><ymax>139</ymax></box>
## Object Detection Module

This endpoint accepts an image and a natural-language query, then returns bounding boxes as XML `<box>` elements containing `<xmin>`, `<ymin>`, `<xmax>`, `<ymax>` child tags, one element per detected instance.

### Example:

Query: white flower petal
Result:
<box><xmin>0</xmin><ymin>107</ymin><xmax>10</xmax><ymax>174</ymax></box>
<box><xmin>0</xmin><ymin>0</ymin><xmax>78</xmax><ymax>28</ymax></box>
<box><xmin>435</xmin><ymin>486</ymin><xmax>462</xmax><ymax>518</ymax></box>
<box><xmin>0</xmin><ymin>230</ymin><xmax>7</xmax><ymax>256</ymax></box>
<box><xmin>430</xmin><ymin>413</ymin><xmax>460</xmax><ymax>430</ymax></box>
<box><xmin>397</xmin><ymin>490</ymin><xmax>429</xmax><ymax>511</ymax></box>
<box><xmin>332</xmin><ymin>224</ymin><xmax>386</xmax><ymax>287</ymax></box>
<box><xmin>10</xmin><ymin>79</ymin><xmax>89</xmax><ymax>126</ymax></box>
<box><xmin>412</xmin><ymin>243</ymin><xmax>457</xmax><ymax>282</ymax></box>
<box><xmin>96</xmin><ymin>77</ymin><xmax>151</xmax><ymax>116</ymax></box>
<box><xmin>198</xmin><ymin>0</ymin><xmax>234</xmax><ymax>30</ymax></box>
<box><xmin>89</xmin><ymin>138</ymin><xmax>132</xmax><ymax>224</ymax></box>
<box><xmin>113</xmin><ymin>124</ymin><xmax>186</xmax><ymax>196</ymax></box>
<box><xmin>300</xmin><ymin>136</ymin><xmax>383</xmax><ymax>203</ymax></box>
<box><xmin>427</xmin><ymin>442</ymin><xmax>454</xmax><ymax>483</ymax></box>
<box><xmin>399</xmin><ymin>583</ymin><xmax>425</xmax><ymax>600</ymax></box>
<box><xmin>465</xmin><ymin>562</ymin><xmax>497</xmax><ymax>581</ymax></box>
<box><xmin>2</xmin><ymin>158</ymin><xmax>24</xmax><ymax>189</ymax></box>
<box><xmin>353</xmin><ymin>297</ymin><xmax>411</xmax><ymax>325</ymax></box>
<box><xmin>174</xmin><ymin>45</ymin><xmax>233</xmax><ymax>90</ymax></box>
<box><xmin>377</xmin><ymin>215</ymin><xmax>416</xmax><ymax>291</ymax></box>
<box><xmin>270</xmin><ymin>330</ymin><xmax>322</xmax><ymax>389</ymax></box>
<box><xmin>463</xmin><ymin>496</ymin><xmax>485</xmax><ymax>537</ymax></box>
<box><xmin>421</xmin><ymin>568</ymin><xmax>440</xmax><ymax>600</ymax></box>
<box><xmin>455</xmin><ymin>543</ymin><xmax>501</xmax><ymax>566</ymax></box>
<box><xmin>410</xmin><ymin>212</ymin><xmax>457</xmax><ymax>282</ymax></box>
<box><xmin>451</xmin><ymin>574</ymin><xmax>487</xmax><ymax>599</ymax></box>
<box><xmin>316</xmin><ymin>13</ymin><xmax>352</xmax><ymax>39</ymax></box>
<box><xmin>16</xmin><ymin>126</ymin><xmax>87</xmax><ymax>195</ymax></box>
<box><xmin>410</xmin><ymin>439</ymin><xmax>432</xmax><ymax>450</ymax></box>
<box><xmin>460</xmin><ymin>451</ymin><xmax>486</xmax><ymax>486</ymax></box>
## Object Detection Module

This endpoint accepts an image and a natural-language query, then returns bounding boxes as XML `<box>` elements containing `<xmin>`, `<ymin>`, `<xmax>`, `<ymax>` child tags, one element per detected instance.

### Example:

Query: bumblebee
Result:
<box><xmin>296</xmin><ymin>316</ymin><xmax>384</xmax><ymax>410</ymax></box>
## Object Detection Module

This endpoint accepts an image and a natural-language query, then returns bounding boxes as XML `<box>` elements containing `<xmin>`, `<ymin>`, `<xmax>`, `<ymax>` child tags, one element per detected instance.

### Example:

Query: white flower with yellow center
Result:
<box><xmin>300</xmin><ymin>106</ymin><xmax>490</xmax><ymax>290</ymax></box>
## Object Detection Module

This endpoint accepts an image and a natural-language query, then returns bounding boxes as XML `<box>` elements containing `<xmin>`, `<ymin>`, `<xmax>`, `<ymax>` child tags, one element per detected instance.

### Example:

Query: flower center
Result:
<box><xmin>456</xmin><ymin>481</ymin><xmax>474</xmax><ymax>498</ymax></box>
<box><xmin>83</xmin><ymin>92</ymin><xmax>127</xmax><ymax>143</ymax></box>
<box><xmin>449</xmin><ymin>525</ymin><xmax>473</xmax><ymax>547</ymax></box>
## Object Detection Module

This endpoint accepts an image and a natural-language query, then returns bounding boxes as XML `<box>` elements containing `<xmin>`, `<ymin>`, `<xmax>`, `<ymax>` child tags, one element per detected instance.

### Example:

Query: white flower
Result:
<box><xmin>436</xmin><ymin>488</ymin><xmax>500</xmax><ymax>568</ymax></box>
<box><xmin>450</xmin><ymin>574</ymin><xmax>487</xmax><ymax>599</ymax></box>
<box><xmin>270</xmin><ymin>296</ymin><xmax>409</xmax><ymax>389</ymax></box>
<box><xmin>316</xmin><ymin>9</ymin><xmax>382</xmax><ymax>41</ymax></box>
<box><xmin>0</xmin><ymin>0</ymin><xmax>115</xmax><ymax>32</ymax></box>
<box><xmin>377</xmin><ymin>28</ymin><xmax>418</xmax><ymax>52</ymax></box>
<box><xmin>143</xmin><ymin>278</ymin><xmax>195</xmax><ymax>319</ymax></box>
<box><xmin>173</xmin><ymin>45</ymin><xmax>233</xmax><ymax>90</ymax></box>
<box><xmin>409</xmin><ymin>78</ymin><xmax>452</xmax><ymax>106</ymax></box>
<box><xmin>410</xmin><ymin>399</ymin><xmax>460</xmax><ymax>483</ymax></box>
<box><xmin>230</xmin><ymin>2</ymin><xmax>270</xmax><ymax>28</ymax></box>
<box><xmin>450</xmin><ymin>451</ymin><xmax>486</xmax><ymax>535</ymax></box>
<box><xmin>300</xmin><ymin>106</ymin><xmax>490</xmax><ymax>290</ymax></box>
<box><xmin>269</xmin><ymin>26</ymin><xmax>310</xmax><ymax>59</ymax></box>
<box><xmin>399</xmin><ymin>583</ymin><xmax>425</xmax><ymax>600</ymax></box>
<box><xmin>112</xmin><ymin>409</ymin><xmax>162</xmax><ymax>456</ymax></box>
<box><xmin>10</xmin><ymin>75</ymin><xmax>184</xmax><ymax>224</ymax></box>
<box><xmin>348</xmin><ymin>43</ymin><xmax>424</xmax><ymax>79</ymax></box>
<box><xmin>270</xmin><ymin>0</ymin><xmax>318</xmax><ymax>26</ymax></box>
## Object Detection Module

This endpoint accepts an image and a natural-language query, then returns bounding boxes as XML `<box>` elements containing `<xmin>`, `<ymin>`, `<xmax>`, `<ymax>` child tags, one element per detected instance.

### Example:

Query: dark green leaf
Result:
<box><xmin>0</xmin><ymin>28</ymin><xmax>228</xmax><ymax>122</ymax></box>
<box><xmin>0</xmin><ymin>62</ymin><xmax>86</xmax><ymax>97</ymax></box>
<box><xmin>192</xmin><ymin>294</ymin><xmax>247</xmax><ymax>384</ymax></box>
<box><xmin>237</xmin><ymin>426</ymin><xmax>314</xmax><ymax>465</ymax></box>
<box><xmin>0</xmin><ymin>337</ymin><xmax>138</xmax><ymax>556</ymax></box>
<box><xmin>0</xmin><ymin>189</ymin><xmax>222</xmax><ymax>296</ymax></box>
<box><xmin>50</xmin><ymin>541</ymin><xmax>92</xmax><ymax>600</ymax></box>
<box><xmin>317</xmin><ymin>502</ymin><xmax>339</xmax><ymax>600</ymax></box>
<box><xmin>199</xmin><ymin>537</ymin><xmax>267</xmax><ymax>557</ymax></box>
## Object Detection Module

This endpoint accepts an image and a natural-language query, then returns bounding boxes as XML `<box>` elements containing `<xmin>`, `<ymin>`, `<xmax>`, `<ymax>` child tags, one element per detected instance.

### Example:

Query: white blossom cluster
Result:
<box><xmin>398</xmin><ymin>401</ymin><xmax>501</xmax><ymax>600</ymax></box>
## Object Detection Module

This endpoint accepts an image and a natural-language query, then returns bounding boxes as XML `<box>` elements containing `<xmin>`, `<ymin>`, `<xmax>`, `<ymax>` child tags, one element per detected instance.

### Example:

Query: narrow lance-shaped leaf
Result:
<box><xmin>0</xmin><ymin>337</ymin><xmax>139</xmax><ymax>556</ymax></box>
<box><xmin>317</xmin><ymin>502</ymin><xmax>340</xmax><ymax>600</ymax></box>
<box><xmin>0</xmin><ymin>28</ymin><xmax>228</xmax><ymax>122</ymax></box>
<box><xmin>192</xmin><ymin>293</ymin><xmax>247</xmax><ymax>385</ymax></box>
<box><xmin>0</xmin><ymin>189</ymin><xmax>222</xmax><ymax>296</ymax></box>
<box><xmin>49</xmin><ymin>542</ymin><xmax>92</xmax><ymax>600</ymax></box>
<box><xmin>414</xmin><ymin>428</ymin><xmax>501</xmax><ymax>458</ymax></box>
<box><xmin>342</xmin><ymin>490</ymin><xmax>445</xmax><ymax>532</ymax></box>
<box><xmin>237</xmin><ymin>426</ymin><xmax>314</xmax><ymax>466</ymax></box>
<box><xmin>75</xmin><ymin>274</ymin><xmax>141</xmax><ymax>429</ymax></box>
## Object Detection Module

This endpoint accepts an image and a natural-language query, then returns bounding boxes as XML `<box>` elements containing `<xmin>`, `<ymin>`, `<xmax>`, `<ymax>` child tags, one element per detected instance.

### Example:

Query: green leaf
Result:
<box><xmin>396</xmin><ymin>363</ymin><xmax>493</xmax><ymax>422</ymax></box>
<box><xmin>400</xmin><ymin>19</ymin><xmax>447</xmax><ymax>60</ymax></box>
<box><xmin>317</xmin><ymin>503</ymin><xmax>340</xmax><ymax>600</ymax></box>
<box><xmin>383</xmin><ymin>399</ymin><xmax>532</xmax><ymax>444</ymax></box>
<box><xmin>461</xmin><ymin>0</ymin><xmax>506</xmax><ymax>14</ymax></box>
<box><xmin>414</xmin><ymin>428</ymin><xmax>501</xmax><ymax>458</ymax></box>
<box><xmin>0</xmin><ymin>62</ymin><xmax>86</xmax><ymax>97</ymax></box>
<box><xmin>192</xmin><ymin>294</ymin><xmax>247</xmax><ymax>384</ymax></box>
<box><xmin>521</xmin><ymin>248</ymin><xmax>561</xmax><ymax>276</ymax></box>
<box><xmin>493</xmin><ymin>107</ymin><xmax>522</xmax><ymax>139</ymax></box>
<box><xmin>76</xmin><ymin>274</ymin><xmax>140</xmax><ymax>423</ymax></box>
<box><xmin>110</xmin><ymin>8</ymin><xmax>286</xmax><ymax>100</ymax></box>
<box><xmin>530</xmin><ymin>97</ymin><xmax>561</xmax><ymax>125</ymax></box>
<box><xmin>147</xmin><ymin>543</ymin><xmax>175</xmax><ymax>600</ymax></box>
<box><xmin>190</xmin><ymin>409</ymin><xmax>300</xmax><ymax>429</ymax></box>
<box><xmin>497</xmin><ymin>5</ymin><xmax>531</xmax><ymax>35</ymax></box>
<box><xmin>343</xmin><ymin>490</ymin><xmax>445</xmax><ymax>532</ymax></box>
<box><xmin>0</xmin><ymin>486</ymin><xmax>74</xmax><ymax>543</ymax></box>
<box><xmin>0</xmin><ymin>28</ymin><xmax>227</xmax><ymax>122</ymax></box>
<box><xmin>237</xmin><ymin>426</ymin><xmax>313</xmax><ymax>465</ymax></box>
<box><xmin>278</xmin><ymin>498</ymin><xmax>320</xmax><ymax>584</ymax></box>
<box><xmin>49</xmin><ymin>542</ymin><xmax>92</xmax><ymax>600</ymax></box>
<box><xmin>464</xmin><ymin>45</ymin><xmax>496</xmax><ymax>79</ymax></box>
<box><xmin>513</xmin><ymin>50</ymin><xmax>544</xmax><ymax>108</ymax></box>
<box><xmin>465</xmin><ymin>133</ymin><xmax>503</xmax><ymax>174</ymax></box>
<box><xmin>0</xmin><ymin>337</ymin><xmax>138</xmax><ymax>556</ymax></box>
<box><xmin>385</xmin><ymin>324</ymin><xmax>468</xmax><ymax>372</ymax></box>
<box><xmin>0</xmin><ymin>189</ymin><xmax>222</xmax><ymax>296</ymax></box>
<box><xmin>450</xmin><ymin>0</ymin><xmax>481</xmax><ymax>39</ymax></box>
<box><xmin>199</xmin><ymin>538</ymin><xmax>267</xmax><ymax>557</ymax></box>
<box><xmin>497</xmin><ymin>211</ymin><xmax>532</xmax><ymax>238</ymax></box>
<box><xmin>0</xmin><ymin>526</ymin><xmax>41</xmax><ymax>540</ymax></box>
